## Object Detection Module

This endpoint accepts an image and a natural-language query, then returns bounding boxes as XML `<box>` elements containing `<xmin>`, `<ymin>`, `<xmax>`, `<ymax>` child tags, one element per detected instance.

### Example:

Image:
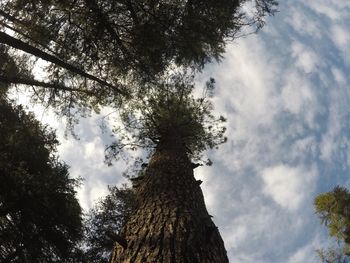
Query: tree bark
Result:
<box><xmin>111</xmin><ymin>144</ymin><xmax>229</xmax><ymax>263</ymax></box>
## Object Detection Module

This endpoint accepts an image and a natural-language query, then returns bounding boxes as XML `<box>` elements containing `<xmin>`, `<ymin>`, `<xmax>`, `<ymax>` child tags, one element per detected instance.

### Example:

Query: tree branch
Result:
<box><xmin>0</xmin><ymin>31</ymin><xmax>127</xmax><ymax>96</ymax></box>
<box><xmin>84</xmin><ymin>0</ymin><xmax>149</xmax><ymax>74</ymax></box>
<box><xmin>0</xmin><ymin>74</ymin><xmax>96</xmax><ymax>96</ymax></box>
<box><xmin>84</xmin><ymin>0</ymin><xmax>132</xmax><ymax>58</ymax></box>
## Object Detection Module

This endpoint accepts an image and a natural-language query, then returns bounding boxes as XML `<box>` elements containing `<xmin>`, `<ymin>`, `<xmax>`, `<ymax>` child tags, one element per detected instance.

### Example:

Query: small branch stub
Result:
<box><xmin>106</xmin><ymin>231</ymin><xmax>127</xmax><ymax>249</ymax></box>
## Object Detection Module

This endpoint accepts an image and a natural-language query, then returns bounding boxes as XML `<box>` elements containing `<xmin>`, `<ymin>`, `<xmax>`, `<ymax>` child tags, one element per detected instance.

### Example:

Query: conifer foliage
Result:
<box><xmin>314</xmin><ymin>186</ymin><xmax>350</xmax><ymax>263</ymax></box>
<box><xmin>0</xmin><ymin>0</ymin><xmax>277</xmax><ymax>111</ymax></box>
<box><xmin>105</xmin><ymin>73</ymin><xmax>227</xmax><ymax>166</ymax></box>
<box><xmin>0</xmin><ymin>96</ymin><xmax>83</xmax><ymax>262</ymax></box>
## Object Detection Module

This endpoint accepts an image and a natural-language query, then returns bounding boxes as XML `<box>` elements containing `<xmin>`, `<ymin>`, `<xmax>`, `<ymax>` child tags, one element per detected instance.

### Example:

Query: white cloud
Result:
<box><xmin>290</xmin><ymin>136</ymin><xmax>318</xmax><ymax>160</ymax></box>
<box><xmin>291</xmin><ymin>42</ymin><xmax>321</xmax><ymax>73</ymax></box>
<box><xmin>331</xmin><ymin>67</ymin><xmax>347</xmax><ymax>85</ymax></box>
<box><xmin>305</xmin><ymin>0</ymin><xmax>350</xmax><ymax>21</ymax></box>
<box><xmin>281</xmin><ymin>71</ymin><xmax>314</xmax><ymax>115</ymax></box>
<box><xmin>331</xmin><ymin>25</ymin><xmax>350</xmax><ymax>48</ymax></box>
<box><xmin>77</xmin><ymin>181</ymin><xmax>109</xmax><ymax>211</ymax></box>
<box><xmin>261</xmin><ymin>165</ymin><xmax>317</xmax><ymax>211</ymax></box>
<box><xmin>319</xmin><ymin>86</ymin><xmax>350</xmax><ymax>167</ymax></box>
<box><xmin>287</xmin><ymin>243</ymin><xmax>317</xmax><ymax>263</ymax></box>
<box><xmin>284</xmin><ymin>6</ymin><xmax>322</xmax><ymax>38</ymax></box>
<box><xmin>330</xmin><ymin>25</ymin><xmax>350</xmax><ymax>64</ymax></box>
<box><xmin>215</xmin><ymin>36</ymin><xmax>280</xmax><ymax>124</ymax></box>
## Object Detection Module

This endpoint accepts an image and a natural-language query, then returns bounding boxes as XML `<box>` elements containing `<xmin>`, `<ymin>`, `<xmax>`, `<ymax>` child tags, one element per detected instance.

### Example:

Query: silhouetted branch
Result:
<box><xmin>0</xmin><ymin>31</ymin><xmax>127</xmax><ymax>96</ymax></box>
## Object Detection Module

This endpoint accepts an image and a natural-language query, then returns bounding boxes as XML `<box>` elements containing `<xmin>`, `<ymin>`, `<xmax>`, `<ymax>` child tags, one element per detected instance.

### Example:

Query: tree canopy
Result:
<box><xmin>105</xmin><ymin>73</ymin><xmax>227</xmax><ymax>166</ymax></box>
<box><xmin>314</xmin><ymin>186</ymin><xmax>350</xmax><ymax>262</ymax></box>
<box><xmin>0</xmin><ymin>95</ymin><xmax>83</xmax><ymax>262</ymax></box>
<box><xmin>0</xmin><ymin>0</ymin><xmax>277</xmax><ymax>113</ymax></box>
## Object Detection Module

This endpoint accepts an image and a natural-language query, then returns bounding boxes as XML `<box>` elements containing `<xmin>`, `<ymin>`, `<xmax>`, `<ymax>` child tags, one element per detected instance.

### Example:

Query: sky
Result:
<box><xmin>15</xmin><ymin>0</ymin><xmax>350</xmax><ymax>262</ymax></box>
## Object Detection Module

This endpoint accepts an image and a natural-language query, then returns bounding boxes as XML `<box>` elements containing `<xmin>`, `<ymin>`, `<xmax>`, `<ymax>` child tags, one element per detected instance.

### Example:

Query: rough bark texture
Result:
<box><xmin>111</xmin><ymin>142</ymin><xmax>229</xmax><ymax>263</ymax></box>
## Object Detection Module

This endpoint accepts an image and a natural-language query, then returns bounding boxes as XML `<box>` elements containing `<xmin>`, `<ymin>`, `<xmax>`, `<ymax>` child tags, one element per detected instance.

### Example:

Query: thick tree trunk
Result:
<box><xmin>111</xmin><ymin>144</ymin><xmax>229</xmax><ymax>263</ymax></box>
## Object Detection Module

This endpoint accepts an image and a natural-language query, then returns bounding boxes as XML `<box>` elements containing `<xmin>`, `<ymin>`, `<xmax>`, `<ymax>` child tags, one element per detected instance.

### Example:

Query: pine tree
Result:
<box><xmin>314</xmin><ymin>186</ymin><xmax>350</xmax><ymax>263</ymax></box>
<box><xmin>103</xmin><ymin>74</ymin><xmax>228</xmax><ymax>262</ymax></box>
<box><xmin>0</xmin><ymin>96</ymin><xmax>83</xmax><ymax>262</ymax></box>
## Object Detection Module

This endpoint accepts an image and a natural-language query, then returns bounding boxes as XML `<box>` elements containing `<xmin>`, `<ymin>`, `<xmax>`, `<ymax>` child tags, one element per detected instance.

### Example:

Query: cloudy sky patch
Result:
<box><xmin>261</xmin><ymin>164</ymin><xmax>317</xmax><ymax>211</ymax></box>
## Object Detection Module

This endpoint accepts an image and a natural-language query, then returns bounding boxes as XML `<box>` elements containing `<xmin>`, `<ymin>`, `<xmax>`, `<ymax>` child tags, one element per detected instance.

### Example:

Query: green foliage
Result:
<box><xmin>0</xmin><ymin>0</ymin><xmax>277</xmax><ymax>109</ymax></box>
<box><xmin>0</xmin><ymin>0</ymin><xmax>277</xmax><ymax>140</ymax></box>
<box><xmin>0</xmin><ymin>97</ymin><xmax>83</xmax><ymax>262</ymax></box>
<box><xmin>315</xmin><ymin>187</ymin><xmax>350</xmax><ymax>245</ymax></box>
<box><xmin>314</xmin><ymin>186</ymin><xmax>350</xmax><ymax>261</ymax></box>
<box><xmin>1</xmin><ymin>0</ymin><xmax>277</xmax><ymax>73</ymax></box>
<box><xmin>0</xmin><ymin>44</ymin><xmax>33</xmax><ymax>94</ymax></box>
<box><xmin>82</xmin><ymin>185</ymin><xmax>136</xmax><ymax>263</ymax></box>
<box><xmin>105</xmin><ymin>73</ymin><xmax>227</xmax><ymax>165</ymax></box>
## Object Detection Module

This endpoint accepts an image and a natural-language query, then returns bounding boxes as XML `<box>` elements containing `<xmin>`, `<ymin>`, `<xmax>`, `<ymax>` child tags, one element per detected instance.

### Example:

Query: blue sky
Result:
<box><xmin>200</xmin><ymin>1</ymin><xmax>350</xmax><ymax>261</ymax></box>
<box><xmin>18</xmin><ymin>0</ymin><xmax>350</xmax><ymax>262</ymax></box>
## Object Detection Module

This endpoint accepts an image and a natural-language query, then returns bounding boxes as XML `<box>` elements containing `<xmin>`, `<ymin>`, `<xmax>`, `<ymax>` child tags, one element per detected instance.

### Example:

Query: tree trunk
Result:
<box><xmin>111</xmin><ymin>143</ymin><xmax>229</xmax><ymax>263</ymax></box>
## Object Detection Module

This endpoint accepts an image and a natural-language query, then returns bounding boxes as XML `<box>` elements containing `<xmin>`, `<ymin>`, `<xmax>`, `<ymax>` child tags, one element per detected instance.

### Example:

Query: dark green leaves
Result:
<box><xmin>0</xmin><ymin>98</ymin><xmax>83</xmax><ymax>262</ymax></box>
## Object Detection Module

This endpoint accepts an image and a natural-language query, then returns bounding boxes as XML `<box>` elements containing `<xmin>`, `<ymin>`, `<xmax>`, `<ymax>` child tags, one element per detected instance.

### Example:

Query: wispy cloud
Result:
<box><xmin>197</xmin><ymin>0</ymin><xmax>350</xmax><ymax>261</ymax></box>
<box><xmin>261</xmin><ymin>164</ymin><xmax>317</xmax><ymax>211</ymax></box>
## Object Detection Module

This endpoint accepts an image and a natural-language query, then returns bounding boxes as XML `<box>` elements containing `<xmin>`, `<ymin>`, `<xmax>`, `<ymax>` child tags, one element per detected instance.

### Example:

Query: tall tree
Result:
<box><xmin>103</xmin><ymin>74</ymin><xmax>228</xmax><ymax>262</ymax></box>
<box><xmin>314</xmin><ymin>186</ymin><xmax>350</xmax><ymax>263</ymax></box>
<box><xmin>0</xmin><ymin>94</ymin><xmax>83</xmax><ymax>262</ymax></box>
